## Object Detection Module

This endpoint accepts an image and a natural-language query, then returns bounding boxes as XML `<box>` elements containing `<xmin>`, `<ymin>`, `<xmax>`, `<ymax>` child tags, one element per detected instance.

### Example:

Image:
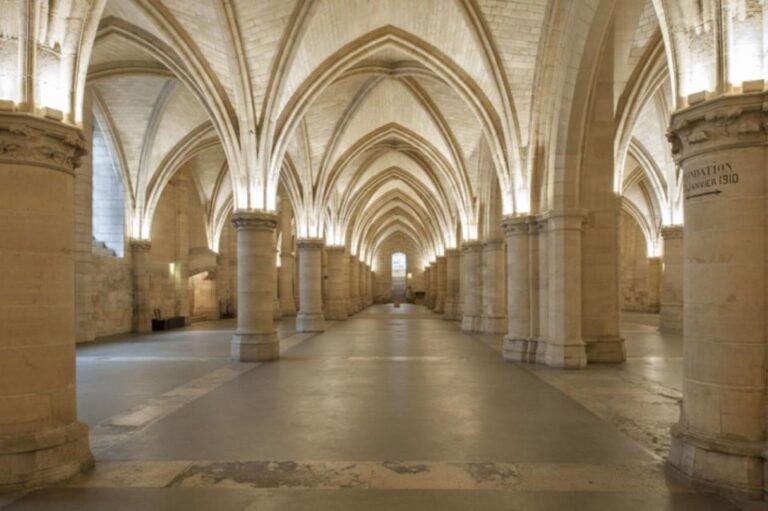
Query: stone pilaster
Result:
<box><xmin>666</xmin><ymin>91</ymin><xmax>768</xmax><ymax>499</ymax></box>
<box><xmin>325</xmin><ymin>246</ymin><xmax>349</xmax><ymax>320</ymax></box>
<box><xmin>461</xmin><ymin>242</ymin><xmax>483</xmax><ymax>331</ymax></box>
<box><xmin>660</xmin><ymin>226</ymin><xmax>683</xmax><ymax>333</ymax></box>
<box><xmin>443</xmin><ymin>249</ymin><xmax>460</xmax><ymax>320</ymax></box>
<box><xmin>647</xmin><ymin>256</ymin><xmax>662</xmax><ymax>313</ymax></box>
<box><xmin>544</xmin><ymin>210</ymin><xmax>588</xmax><ymax>368</ymax></box>
<box><xmin>130</xmin><ymin>240</ymin><xmax>152</xmax><ymax>333</ymax></box>
<box><xmin>296</xmin><ymin>238</ymin><xmax>326</xmax><ymax>332</ymax></box>
<box><xmin>423</xmin><ymin>266</ymin><xmax>431</xmax><ymax>307</ymax></box>
<box><xmin>481</xmin><ymin>239</ymin><xmax>506</xmax><ymax>333</ymax></box>
<box><xmin>0</xmin><ymin>112</ymin><xmax>93</xmax><ymax>491</ymax></box>
<box><xmin>230</xmin><ymin>211</ymin><xmax>279</xmax><ymax>362</ymax></box>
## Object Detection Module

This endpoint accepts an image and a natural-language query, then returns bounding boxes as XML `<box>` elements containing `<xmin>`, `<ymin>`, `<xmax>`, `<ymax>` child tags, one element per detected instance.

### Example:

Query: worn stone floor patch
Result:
<box><xmin>469</xmin><ymin>333</ymin><xmax>680</xmax><ymax>461</ymax></box>
<box><xmin>62</xmin><ymin>460</ymin><xmax>688</xmax><ymax>494</ymax></box>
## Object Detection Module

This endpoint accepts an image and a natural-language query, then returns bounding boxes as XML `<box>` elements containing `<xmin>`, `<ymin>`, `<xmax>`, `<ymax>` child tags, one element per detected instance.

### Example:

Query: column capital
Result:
<box><xmin>128</xmin><ymin>239</ymin><xmax>152</xmax><ymax>252</ymax></box>
<box><xmin>482</xmin><ymin>238</ymin><xmax>505</xmax><ymax>250</ymax></box>
<box><xmin>444</xmin><ymin>248</ymin><xmax>460</xmax><ymax>257</ymax></box>
<box><xmin>502</xmin><ymin>214</ymin><xmax>535</xmax><ymax>235</ymax></box>
<box><xmin>436</xmin><ymin>255</ymin><xmax>446</xmax><ymax>263</ymax></box>
<box><xmin>661</xmin><ymin>225</ymin><xmax>684</xmax><ymax>240</ymax></box>
<box><xmin>232</xmin><ymin>211</ymin><xmax>278</xmax><ymax>231</ymax></box>
<box><xmin>461</xmin><ymin>240</ymin><xmax>484</xmax><ymax>253</ymax></box>
<box><xmin>0</xmin><ymin>112</ymin><xmax>86</xmax><ymax>175</ymax></box>
<box><xmin>668</xmin><ymin>91</ymin><xmax>768</xmax><ymax>164</ymax></box>
<box><xmin>542</xmin><ymin>208</ymin><xmax>588</xmax><ymax>231</ymax></box>
<box><xmin>296</xmin><ymin>237</ymin><xmax>325</xmax><ymax>249</ymax></box>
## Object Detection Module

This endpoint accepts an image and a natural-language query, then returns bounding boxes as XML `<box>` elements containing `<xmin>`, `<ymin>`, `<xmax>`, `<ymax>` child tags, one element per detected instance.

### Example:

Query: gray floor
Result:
<box><xmin>2</xmin><ymin>306</ymin><xmax>741</xmax><ymax>510</ymax></box>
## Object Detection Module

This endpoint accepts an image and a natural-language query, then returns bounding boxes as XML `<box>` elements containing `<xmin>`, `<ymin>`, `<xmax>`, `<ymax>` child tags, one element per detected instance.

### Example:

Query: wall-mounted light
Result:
<box><xmin>407</xmin><ymin>272</ymin><xmax>412</xmax><ymax>279</ymax></box>
<box><xmin>169</xmin><ymin>262</ymin><xmax>175</xmax><ymax>275</ymax></box>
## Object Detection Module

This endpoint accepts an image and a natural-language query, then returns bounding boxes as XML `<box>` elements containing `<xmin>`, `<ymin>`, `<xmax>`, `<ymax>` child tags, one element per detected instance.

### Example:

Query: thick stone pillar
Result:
<box><xmin>0</xmin><ymin>113</ymin><xmax>93</xmax><ymax>490</ymax></box>
<box><xmin>296</xmin><ymin>239</ymin><xmax>326</xmax><ymax>332</ymax></box>
<box><xmin>348</xmin><ymin>256</ymin><xmax>360</xmax><ymax>314</ymax></box>
<box><xmin>443</xmin><ymin>249</ymin><xmax>460</xmax><ymax>320</ymax></box>
<box><xmin>433</xmin><ymin>256</ymin><xmax>446</xmax><ymax>313</ymax></box>
<box><xmin>545</xmin><ymin>210</ymin><xmax>588</xmax><ymax>368</ymax></box>
<box><xmin>461</xmin><ymin>242</ymin><xmax>483</xmax><ymax>331</ymax></box>
<box><xmin>424</xmin><ymin>266</ymin><xmax>431</xmax><ymax>307</ymax></box>
<box><xmin>130</xmin><ymin>240</ymin><xmax>152</xmax><ymax>333</ymax></box>
<box><xmin>667</xmin><ymin>93</ymin><xmax>767</xmax><ymax>498</ymax></box>
<box><xmin>325</xmin><ymin>247</ymin><xmax>349</xmax><ymax>320</ymax></box>
<box><xmin>481</xmin><ymin>239</ymin><xmax>506</xmax><ymax>333</ymax></box>
<box><xmin>660</xmin><ymin>226</ymin><xmax>683</xmax><ymax>333</ymax></box>
<box><xmin>503</xmin><ymin>216</ymin><xmax>533</xmax><ymax>362</ymax></box>
<box><xmin>230</xmin><ymin>212</ymin><xmax>279</xmax><ymax>362</ymax></box>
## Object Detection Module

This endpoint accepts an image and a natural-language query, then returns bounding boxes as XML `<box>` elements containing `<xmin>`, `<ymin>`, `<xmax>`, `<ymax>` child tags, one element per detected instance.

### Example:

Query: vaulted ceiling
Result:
<box><xmin>79</xmin><ymin>0</ymin><xmax>678</xmax><ymax>266</ymax></box>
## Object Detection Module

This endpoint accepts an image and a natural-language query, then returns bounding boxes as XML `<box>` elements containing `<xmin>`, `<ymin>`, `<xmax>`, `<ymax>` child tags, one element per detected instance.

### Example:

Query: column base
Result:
<box><xmin>544</xmin><ymin>341</ymin><xmax>588</xmax><ymax>369</ymax></box>
<box><xmin>0</xmin><ymin>421</ymin><xmax>93</xmax><ymax>492</ymax></box>
<box><xmin>231</xmin><ymin>333</ymin><xmax>279</xmax><ymax>362</ymax></box>
<box><xmin>325</xmin><ymin>300</ymin><xmax>349</xmax><ymax>321</ymax></box>
<box><xmin>443</xmin><ymin>301</ymin><xmax>458</xmax><ymax>320</ymax></box>
<box><xmin>502</xmin><ymin>337</ymin><xmax>540</xmax><ymax>364</ymax></box>
<box><xmin>585</xmin><ymin>336</ymin><xmax>626</xmax><ymax>363</ymax></box>
<box><xmin>668</xmin><ymin>425</ymin><xmax>763</xmax><ymax>500</ymax></box>
<box><xmin>296</xmin><ymin>313</ymin><xmax>326</xmax><ymax>332</ymax></box>
<box><xmin>461</xmin><ymin>315</ymin><xmax>481</xmax><ymax>332</ymax></box>
<box><xmin>481</xmin><ymin>316</ymin><xmax>507</xmax><ymax>334</ymax></box>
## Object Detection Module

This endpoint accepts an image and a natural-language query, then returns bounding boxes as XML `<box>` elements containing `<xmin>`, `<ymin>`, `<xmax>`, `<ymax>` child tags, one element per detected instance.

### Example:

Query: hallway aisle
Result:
<box><xmin>4</xmin><ymin>306</ymin><xmax>735</xmax><ymax>510</ymax></box>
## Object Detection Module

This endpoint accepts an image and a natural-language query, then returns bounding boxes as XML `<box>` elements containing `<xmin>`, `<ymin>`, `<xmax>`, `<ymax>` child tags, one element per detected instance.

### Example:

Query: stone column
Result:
<box><xmin>230</xmin><ymin>211</ymin><xmax>279</xmax><ymax>362</ymax></box>
<box><xmin>660</xmin><ymin>226</ymin><xmax>683</xmax><ymax>332</ymax></box>
<box><xmin>667</xmin><ymin>93</ymin><xmax>767</xmax><ymax>498</ymax></box>
<box><xmin>443</xmin><ymin>249</ymin><xmax>460</xmax><ymax>320</ymax></box>
<box><xmin>424</xmin><ymin>266</ymin><xmax>431</xmax><ymax>306</ymax></box>
<box><xmin>75</xmin><ymin>99</ymin><xmax>95</xmax><ymax>343</ymax></box>
<box><xmin>278</xmin><ymin>197</ymin><xmax>297</xmax><ymax>316</ymax></box>
<box><xmin>545</xmin><ymin>210</ymin><xmax>588</xmax><ymax>368</ymax></box>
<box><xmin>0</xmin><ymin>113</ymin><xmax>93</xmax><ymax>490</ymax></box>
<box><xmin>433</xmin><ymin>256</ymin><xmax>446</xmax><ymax>313</ymax></box>
<box><xmin>357</xmin><ymin>260</ymin><xmax>366</xmax><ymax>310</ymax></box>
<box><xmin>431</xmin><ymin>262</ymin><xmax>439</xmax><ymax>308</ymax></box>
<box><xmin>481</xmin><ymin>239</ymin><xmax>507</xmax><ymax>333</ymax></box>
<box><xmin>364</xmin><ymin>264</ymin><xmax>372</xmax><ymax>306</ymax></box>
<box><xmin>130</xmin><ymin>240</ymin><xmax>152</xmax><ymax>333</ymax></box>
<box><xmin>647</xmin><ymin>256</ymin><xmax>662</xmax><ymax>313</ymax></box>
<box><xmin>503</xmin><ymin>216</ymin><xmax>533</xmax><ymax>362</ymax></box>
<box><xmin>325</xmin><ymin>246</ymin><xmax>349</xmax><ymax>320</ymax></box>
<box><xmin>173</xmin><ymin>175</ymin><xmax>190</xmax><ymax>323</ymax></box>
<box><xmin>348</xmin><ymin>255</ymin><xmax>360</xmax><ymax>314</ymax></box>
<box><xmin>461</xmin><ymin>242</ymin><xmax>483</xmax><ymax>331</ymax></box>
<box><xmin>296</xmin><ymin>239</ymin><xmax>326</xmax><ymax>332</ymax></box>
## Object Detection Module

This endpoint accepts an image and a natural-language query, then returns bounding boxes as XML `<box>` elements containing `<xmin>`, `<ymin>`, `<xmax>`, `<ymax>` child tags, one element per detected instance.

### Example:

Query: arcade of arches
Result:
<box><xmin>0</xmin><ymin>1</ymin><xmax>767</xmax><ymax>509</ymax></box>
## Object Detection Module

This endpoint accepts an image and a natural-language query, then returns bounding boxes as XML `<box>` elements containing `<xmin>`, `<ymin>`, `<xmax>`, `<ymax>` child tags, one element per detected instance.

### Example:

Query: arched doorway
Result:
<box><xmin>391</xmin><ymin>252</ymin><xmax>407</xmax><ymax>301</ymax></box>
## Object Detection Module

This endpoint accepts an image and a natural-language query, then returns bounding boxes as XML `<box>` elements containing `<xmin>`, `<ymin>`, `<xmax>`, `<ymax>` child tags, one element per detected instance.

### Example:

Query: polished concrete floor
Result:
<box><xmin>1</xmin><ymin>305</ymin><xmax>745</xmax><ymax>510</ymax></box>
